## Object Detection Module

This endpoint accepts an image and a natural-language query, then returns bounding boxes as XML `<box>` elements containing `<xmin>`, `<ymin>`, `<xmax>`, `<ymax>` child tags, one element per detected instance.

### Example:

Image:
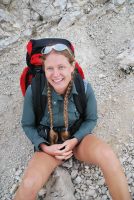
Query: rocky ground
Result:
<box><xmin>0</xmin><ymin>0</ymin><xmax>134</xmax><ymax>199</ymax></box>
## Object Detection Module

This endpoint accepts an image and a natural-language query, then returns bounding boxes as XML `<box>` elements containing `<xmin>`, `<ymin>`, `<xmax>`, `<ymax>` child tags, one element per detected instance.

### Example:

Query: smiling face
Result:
<box><xmin>43</xmin><ymin>51</ymin><xmax>75</xmax><ymax>94</ymax></box>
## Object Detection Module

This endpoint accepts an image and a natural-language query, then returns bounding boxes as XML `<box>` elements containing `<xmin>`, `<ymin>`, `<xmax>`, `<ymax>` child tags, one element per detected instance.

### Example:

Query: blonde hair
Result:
<box><xmin>47</xmin><ymin>80</ymin><xmax>73</xmax><ymax>144</ymax></box>
<box><xmin>43</xmin><ymin>49</ymin><xmax>75</xmax><ymax>144</ymax></box>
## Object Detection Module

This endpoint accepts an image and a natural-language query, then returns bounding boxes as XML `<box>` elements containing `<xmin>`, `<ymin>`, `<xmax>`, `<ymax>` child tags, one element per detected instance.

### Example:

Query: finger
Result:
<box><xmin>57</xmin><ymin>144</ymin><xmax>66</xmax><ymax>150</ymax></box>
<box><xmin>62</xmin><ymin>150</ymin><xmax>72</xmax><ymax>156</ymax></box>
<box><xmin>55</xmin><ymin>146</ymin><xmax>69</xmax><ymax>154</ymax></box>
<box><xmin>55</xmin><ymin>155</ymin><xmax>65</xmax><ymax>160</ymax></box>
<box><xmin>54</xmin><ymin>149</ymin><xmax>67</xmax><ymax>155</ymax></box>
<box><xmin>64</xmin><ymin>153</ymin><xmax>73</xmax><ymax>160</ymax></box>
<box><xmin>55</xmin><ymin>152</ymin><xmax>73</xmax><ymax>161</ymax></box>
<box><xmin>64</xmin><ymin>145</ymin><xmax>71</xmax><ymax>152</ymax></box>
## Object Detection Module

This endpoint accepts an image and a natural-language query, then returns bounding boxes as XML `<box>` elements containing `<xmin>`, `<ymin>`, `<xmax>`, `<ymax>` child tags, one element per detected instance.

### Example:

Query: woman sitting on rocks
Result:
<box><xmin>14</xmin><ymin>38</ymin><xmax>131</xmax><ymax>200</ymax></box>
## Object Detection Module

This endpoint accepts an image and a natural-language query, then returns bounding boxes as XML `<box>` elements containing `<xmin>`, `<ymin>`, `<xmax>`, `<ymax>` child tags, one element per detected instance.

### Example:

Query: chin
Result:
<box><xmin>53</xmin><ymin>85</ymin><xmax>66</xmax><ymax>94</ymax></box>
<box><xmin>55</xmin><ymin>88</ymin><xmax>66</xmax><ymax>94</ymax></box>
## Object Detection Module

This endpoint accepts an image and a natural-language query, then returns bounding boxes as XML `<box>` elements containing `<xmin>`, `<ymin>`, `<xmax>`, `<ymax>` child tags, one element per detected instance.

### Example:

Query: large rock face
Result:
<box><xmin>1</xmin><ymin>0</ymin><xmax>133</xmax><ymax>51</ymax></box>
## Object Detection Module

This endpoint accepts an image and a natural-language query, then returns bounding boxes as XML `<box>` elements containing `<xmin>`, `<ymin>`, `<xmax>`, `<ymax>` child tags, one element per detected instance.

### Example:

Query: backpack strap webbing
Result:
<box><xmin>31</xmin><ymin>71</ymin><xmax>46</xmax><ymax>125</ymax></box>
<box><xmin>31</xmin><ymin>73</ymin><xmax>87</xmax><ymax>126</ymax></box>
<box><xmin>73</xmin><ymin>73</ymin><xmax>87</xmax><ymax>118</ymax></box>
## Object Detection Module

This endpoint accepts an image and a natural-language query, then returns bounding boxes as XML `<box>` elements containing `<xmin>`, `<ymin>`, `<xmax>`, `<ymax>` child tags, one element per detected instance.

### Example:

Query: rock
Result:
<box><xmin>86</xmin><ymin>179</ymin><xmax>92</xmax><ymax>185</ymax></box>
<box><xmin>99</xmin><ymin>74</ymin><xmax>106</xmax><ymax>79</ymax></box>
<box><xmin>74</xmin><ymin>192</ymin><xmax>81</xmax><ymax>199</ymax></box>
<box><xmin>53</xmin><ymin>0</ymin><xmax>67</xmax><ymax>10</ymax></box>
<box><xmin>101</xmin><ymin>186</ymin><xmax>107</xmax><ymax>194</ymax></box>
<box><xmin>101</xmin><ymin>194</ymin><xmax>108</xmax><ymax>199</ymax></box>
<box><xmin>93</xmin><ymin>0</ymin><xmax>110</xmax><ymax>4</ymax></box>
<box><xmin>0</xmin><ymin>35</ymin><xmax>20</xmax><ymax>52</ymax></box>
<box><xmin>116</xmin><ymin>40</ymin><xmax>134</xmax><ymax>74</ymax></box>
<box><xmin>62</xmin><ymin>157</ymin><xmax>73</xmax><ymax>168</ymax></box>
<box><xmin>10</xmin><ymin>183</ymin><xmax>18</xmax><ymax>195</ymax></box>
<box><xmin>38</xmin><ymin>188</ymin><xmax>47</xmax><ymax>196</ymax></box>
<box><xmin>74</xmin><ymin>176</ymin><xmax>82</xmax><ymax>184</ymax></box>
<box><xmin>112</xmin><ymin>0</ymin><xmax>126</xmax><ymax>5</ymax></box>
<box><xmin>1</xmin><ymin>0</ymin><xmax>11</xmax><ymax>5</ymax></box>
<box><xmin>86</xmin><ymin>189</ymin><xmax>96</xmax><ymax>196</ymax></box>
<box><xmin>98</xmin><ymin>178</ymin><xmax>105</xmax><ymax>186</ymax></box>
<box><xmin>22</xmin><ymin>29</ymin><xmax>32</xmax><ymax>37</ymax></box>
<box><xmin>45</xmin><ymin>167</ymin><xmax>76</xmax><ymax>200</ymax></box>
<box><xmin>131</xmin><ymin>160</ymin><xmax>134</xmax><ymax>167</ymax></box>
<box><xmin>58</xmin><ymin>11</ymin><xmax>82</xmax><ymax>30</ymax></box>
<box><xmin>71</xmin><ymin>170</ymin><xmax>78</xmax><ymax>179</ymax></box>
<box><xmin>15</xmin><ymin>169</ymin><xmax>22</xmax><ymax>176</ymax></box>
<box><xmin>129</xmin><ymin>0</ymin><xmax>134</xmax><ymax>3</ymax></box>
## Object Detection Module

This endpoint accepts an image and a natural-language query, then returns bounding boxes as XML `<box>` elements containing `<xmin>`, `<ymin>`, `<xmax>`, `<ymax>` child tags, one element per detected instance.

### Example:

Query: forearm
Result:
<box><xmin>73</xmin><ymin>118</ymin><xmax>97</xmax><ymax>142</ymax></box>
<box><xmin>73</xmin><ymin>82</ymin><xmax>98</xmax><ymax>142</ymax></box>
<box><xmin>22</xmin><ymin>125</ymin><xmax>49</xmax><ymax>151</ymax></box>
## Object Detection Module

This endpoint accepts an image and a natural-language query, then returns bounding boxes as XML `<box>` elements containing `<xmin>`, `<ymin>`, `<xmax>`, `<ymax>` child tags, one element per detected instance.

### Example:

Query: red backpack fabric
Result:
<box><xmin>20</xmin><ymin>38</ymin><xmax>87</xmax><ymax>126</ymax></box>
<box><xmin>20</xmin><ymin>38</ymin><xmax>85</xmax><ymax>96</ymax></box>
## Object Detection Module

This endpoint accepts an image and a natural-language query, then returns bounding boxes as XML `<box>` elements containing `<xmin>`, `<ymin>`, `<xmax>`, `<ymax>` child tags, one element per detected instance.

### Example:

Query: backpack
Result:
<box><xmin>20</xmin><ymin>38</ymin><xmax>87</xmax><ymax>128</ymax></box>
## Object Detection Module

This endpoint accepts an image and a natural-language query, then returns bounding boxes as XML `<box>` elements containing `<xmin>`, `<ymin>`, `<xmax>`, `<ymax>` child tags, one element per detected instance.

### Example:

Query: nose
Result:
<box><xmin>53</xmin><ymin>68</ymin><xmax>60</xmax><ymax>77</ymax></box>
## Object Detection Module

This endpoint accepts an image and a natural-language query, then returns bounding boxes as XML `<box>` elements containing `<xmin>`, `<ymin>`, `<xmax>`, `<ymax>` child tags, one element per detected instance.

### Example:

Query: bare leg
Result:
<box><xmin>73</xmin><ymin>134</ymin><xmax>131</xmax><ymax>200</ymax></box>
<box><xmin>14</xmin><ymin>152</ymin><xmax>62</xmax><ymax>200</ymax></box>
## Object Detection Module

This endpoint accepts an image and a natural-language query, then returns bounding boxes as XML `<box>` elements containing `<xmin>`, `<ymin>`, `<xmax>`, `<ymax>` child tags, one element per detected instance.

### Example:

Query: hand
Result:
<box><xmin>54</xmin><ymin>138</ymin><xmax>78</xmax><ymax>160</ymax></box>
<box><xmin>40</xmin><ymin>143</ymin><xmax>72</xmax><ymax>157</ymax></box>
<box><xmin>54</xmin><ymin>150</ymin><xmax>73</xmax><ymax>161</ymax></box>
<box><xmin>60</xmin><ymin>137</ymin><xmax>78</xmax><ymax>152</ymax></box>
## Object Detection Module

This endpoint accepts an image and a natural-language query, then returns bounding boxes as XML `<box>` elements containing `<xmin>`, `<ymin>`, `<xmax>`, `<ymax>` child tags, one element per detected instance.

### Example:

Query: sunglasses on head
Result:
<box><xmin>41</xmin><ymin>43</ymin><xmax>74</xmax><ymax>56</ymax></box>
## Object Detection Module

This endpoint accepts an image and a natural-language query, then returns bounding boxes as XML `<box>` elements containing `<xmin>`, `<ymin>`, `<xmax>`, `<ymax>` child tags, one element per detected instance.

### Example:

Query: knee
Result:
<box><xmin>97</xmin><ymin>144</ymin><xmax>120</xmax><ymax>171</ymax></box>
<box><xmin>21</xmin><ymin>171</ymin><xmax>43</xmax><ymax>196</ymax></box>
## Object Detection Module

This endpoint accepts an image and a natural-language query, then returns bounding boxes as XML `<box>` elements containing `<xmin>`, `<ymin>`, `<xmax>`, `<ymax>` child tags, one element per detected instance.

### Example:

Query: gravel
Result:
<box><xmin>2</xmin><ymin>135</ymin><xmax>133</xmax><ymax>200</ymax></box>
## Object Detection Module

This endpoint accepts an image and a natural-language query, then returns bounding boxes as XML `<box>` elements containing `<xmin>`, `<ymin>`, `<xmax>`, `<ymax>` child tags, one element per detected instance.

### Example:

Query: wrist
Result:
<box><xmin>39</xmin><ymin>143</ymin><xmax>48</xmax><ymax>152</ymax></box>
<box><xmin>72</xmin><ymin>137</ymin><xmax>79</xmax><ymax>145</ymax></box>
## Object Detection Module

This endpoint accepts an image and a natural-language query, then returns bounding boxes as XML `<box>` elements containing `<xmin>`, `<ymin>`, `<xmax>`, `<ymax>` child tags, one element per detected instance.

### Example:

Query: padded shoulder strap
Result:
<box><xmin>31</xmin><ymin>71</ymin><xmax>47</xmax><ymax>126</ymax></box>
<box><xmin>73</xmin><ymin>74</ymin><xmax>87</xmax><ymax>118</ymax></box>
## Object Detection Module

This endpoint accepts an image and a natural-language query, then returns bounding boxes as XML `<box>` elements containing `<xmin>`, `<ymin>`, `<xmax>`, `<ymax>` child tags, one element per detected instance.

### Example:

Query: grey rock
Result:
<box><xmin>62</xmin><ymin>158</ymin><xmax>73</xmax><ymax>168</ymax></box>
<box><xmin>38</xmin><ymin>188</ymin><xmax>47</xmax><ymax>196</ymax></box>
<box><xmin>101</xmin><ymin>186</ymin><xmax>107</xmax><ymax>194</ymax></box>
<box><xmin>74</xmin><ymin>192</ymin><xmax>81</xmax><ymax>199</ymax></box>
<box><xmin>53</xmin><ymin>0</ymin><xmax>67</xmax><ymax>10</ymax></box>
<box><xmin>75</xmin><ymin>176</ymin><xmax>82</xmax><ymax>184</ymax></box>
<box><xmin>117</xmin><ymin>41</ymin><xmax>134</xmax><ymax>74</ymax></box>
<box><xmin>129</xmin><ymin>0</ymin><xmax>134</xmax><ymax>3</ymax></box>
<box><xmin>86</xmin><ymin>179</ymin><xmax>92</xmax><ymax>185</ymax></box>
<box><xmin>71</xmin><ymin>170</ymin><xmax>78</xmax><ymax>179</ymax></box>
<box><xmin>10</xmin><ymin>183</ymin><xmax>18</xmax><ymax>195</ymax></box>
<box><xmin>93</xmin><ymin>0</ymin><xmax>110</xmax><ymax>4</ymax></box>
<box><xmin>1</xmin><ymin>0</ymin><xmax>11</xmax><ymax>5</ymax></box>
<box><xmin>22</xmin><ymin>29</ymin><xmax>32</xmax><ymax>37</ymax></box>
<box><xmin>101</xmin><ymin>194</ymin><xmax>108</xmax><ymax>199</ymax></box>
<box><xmin>0</xmin><ymin>35</ymin><xmax>20</xmax><ymax>52</ymax></box>
<box><xmin>15</xmin><ymin>169</ymin><xmax>22</xmax><ymax>176</ymax></box>
<box><xmin>98</xmin><ymin>178</ymin><xmax>105</xmax><ymax>186</ymax></box>
<box><xmin>112</xmin><ymin>0</ymin><xmax>126</xmax><ymax>5</ymax></box>
<box><xmin>45</xmin><ymin>167</ymin><xmax>76</xmax><ymax>200</ymax></box>
<box><xmin>86</xmin><ymin>189</ymin><xmax>96</xmax><ymax>196</ymax></box>
<box><xmin>58</xmin><ymin>11</ymin><xmax>82</xmax><ymax>30</ymax></box>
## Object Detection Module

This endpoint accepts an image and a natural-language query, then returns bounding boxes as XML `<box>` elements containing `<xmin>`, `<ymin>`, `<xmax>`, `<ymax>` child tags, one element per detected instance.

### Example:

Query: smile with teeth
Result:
<box><xmin>52</xmin><ymin>78</ymin><xmax>64</xmax><ymax>83</ymax></box>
